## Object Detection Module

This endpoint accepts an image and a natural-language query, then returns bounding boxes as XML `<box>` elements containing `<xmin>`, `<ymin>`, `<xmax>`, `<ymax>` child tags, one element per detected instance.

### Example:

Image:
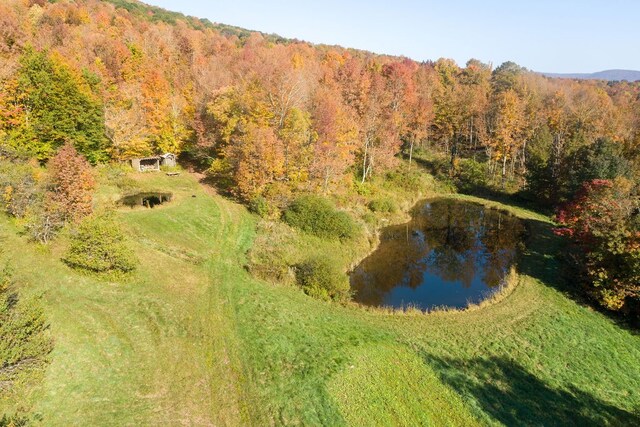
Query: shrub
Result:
<box><xmin>368</xmin><ymin>197</ymin><xmax>397</xmax><ymax>213</ymax></box>
<box><xmin>0</xmin><ymin>159</ymin><xmax>43</xmax><ymax>218</ymax></box>
<box><xmin>384</xmin><ymin>167</ymin><xmax>434</xmax><ymax>192</ymax></box>
<box><xmin>296</xmin><ymin>257</ymin><xmax>351</xmax><ymax>302</ymax></box>
<box><xmin>248</xmin><ymin>195</ymin><xmax>281</xmax><ymax>219</ymax></box>
<box><xmin>353</xmin><ymin>181</ymin><xmax>372</xmax><ymax>196</ymax></box>
<box><xmin>0</xmin><ymin>264</ymin><xmax>52</xmax><ymax>409</ymax></box>
<box><xmin>283</xmin><ymin>195</ymin><xmax>359</xmax><ymax>240</ymax></box>
<box><xmin>63</xmin><ymin>213</ymin><xmax>137</xmax><ymax>274</ymax></box>
<box><xmin>248</xmin><ymin>196</ymin><xmax>269</xmax><ymax>217</ymax></box>
<box><xmin>24</xmin><ymin>203</ymin><xmax>65</xmax><ymax>244</ymax></box>
<box><xmin>250</xmin><ymin>196</ymin><xmax>282</xmax><ymax>220</ymax></box>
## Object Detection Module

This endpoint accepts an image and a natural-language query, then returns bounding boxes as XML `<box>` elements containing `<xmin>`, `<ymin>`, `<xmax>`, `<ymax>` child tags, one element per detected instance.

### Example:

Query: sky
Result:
<box><xmin>144</xmin><ymin>0</ymin><xmax>640</xmax><ymax>73</ymax></box>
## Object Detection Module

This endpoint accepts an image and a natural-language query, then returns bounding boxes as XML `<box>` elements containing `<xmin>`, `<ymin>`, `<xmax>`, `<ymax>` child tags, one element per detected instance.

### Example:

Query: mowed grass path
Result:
<box><xmin>1</xmin><ymin>172</ymin><xmax>639</xmax><ymax>425</ymax></box>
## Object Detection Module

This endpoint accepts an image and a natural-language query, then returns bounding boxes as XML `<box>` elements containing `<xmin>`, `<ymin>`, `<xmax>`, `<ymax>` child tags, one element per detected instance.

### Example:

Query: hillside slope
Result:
<box><xmin>1</xmin><ymin>171</ymin><xmax>639</xmax><ymax>425</ymax></box>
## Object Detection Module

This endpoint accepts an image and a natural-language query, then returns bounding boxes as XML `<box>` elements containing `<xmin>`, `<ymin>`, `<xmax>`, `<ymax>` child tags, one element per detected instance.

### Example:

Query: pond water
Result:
<box><xmin>119</xmin><ymin>192</ymin><xmax>172</xmax><ymax>208</ymax></box>
<box><xmin>350</xmin><ymin>199</ymin><xmax>526</xmax><ymax>311</ymax></box>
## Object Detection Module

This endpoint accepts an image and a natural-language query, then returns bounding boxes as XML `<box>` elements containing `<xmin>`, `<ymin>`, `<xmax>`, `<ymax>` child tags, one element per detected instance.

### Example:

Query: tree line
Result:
<box><xmin>1</xmin><ymin>1</ymin><xmax>638</xmax><ymax>200</ymax></box>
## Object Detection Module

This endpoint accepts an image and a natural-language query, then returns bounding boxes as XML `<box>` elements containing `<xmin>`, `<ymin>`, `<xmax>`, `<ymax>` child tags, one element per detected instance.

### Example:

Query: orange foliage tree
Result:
<box><xmin>47</xmin><ymin>142</ymin><xmax>96</xmax><ymax>223</ymax></box>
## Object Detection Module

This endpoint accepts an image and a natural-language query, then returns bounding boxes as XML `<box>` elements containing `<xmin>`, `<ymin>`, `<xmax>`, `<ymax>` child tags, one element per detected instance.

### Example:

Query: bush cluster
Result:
<box><xmin>555</xmin><ymin>178</ymin><xmax>640</xmax><ymax>315</ymax></box>
<box><xmin>63</xmin><ymin>213</ymin><xmax>137</xmax><ymax>274</ymax></box>
<box><xmin>295</xmin><ymin>257</ymin><xmax>351</xmax><ymax>302</ymax></box>
<box><xmin>283</xmin><ymin>195</ymin><xmax>359</xmax><ymax>240</ymax></box>
<box><xmin>0</xmin><ymin>158</ymin><xmax>64</xmax><ymax>244</ymax></box>
<box><xmin>368</xmin><ymin>197</ymin><xmax>397</xmax><ymax>213</ymax></box>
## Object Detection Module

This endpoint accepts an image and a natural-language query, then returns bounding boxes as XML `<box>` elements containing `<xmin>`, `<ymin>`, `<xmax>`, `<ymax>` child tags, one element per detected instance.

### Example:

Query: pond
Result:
<box><xmin>350</xmin><ymin>199</ymin><xmax>526</xmax><ymax>311</ymax></box>
<box><xmin>119</xmin><ymin>192</ymin><xmax>172</xmax><ymax>208</ymax></box>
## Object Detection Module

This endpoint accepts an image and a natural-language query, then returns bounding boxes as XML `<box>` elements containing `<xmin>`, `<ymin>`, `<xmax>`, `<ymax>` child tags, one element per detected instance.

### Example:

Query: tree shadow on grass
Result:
<box><xmin>466</xmin><ymin>186</ymin><xmax>553</xmax><ymax>217</ymax></box>
<box><xmin>517</xmin><ymin>218</ymin><xmax>640</xmax><ymax>331</ymax></box>
<box><xmin>517</xmin><ymin>218</ymin><xmax>564</xmax><ymax>288</ymax></box>
<box><xmin>423</xmin><ymin>354</ymin><xmax>639</xmax><ymax>426</ymax></box>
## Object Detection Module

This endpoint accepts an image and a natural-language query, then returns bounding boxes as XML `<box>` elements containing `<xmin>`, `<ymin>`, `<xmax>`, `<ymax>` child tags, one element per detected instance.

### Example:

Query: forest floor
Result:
<box><xmin>1</xmin><ymin>170</ymin><xmax>639</xmax><ymax>426</ymax></box>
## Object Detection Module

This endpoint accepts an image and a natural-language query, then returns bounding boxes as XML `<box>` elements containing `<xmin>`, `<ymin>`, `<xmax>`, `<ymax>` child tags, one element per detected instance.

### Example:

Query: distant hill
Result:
<box><xmin>541</xmin><ymin>69</ymin><xmax>640</xmax><ymax>82</ymax></box>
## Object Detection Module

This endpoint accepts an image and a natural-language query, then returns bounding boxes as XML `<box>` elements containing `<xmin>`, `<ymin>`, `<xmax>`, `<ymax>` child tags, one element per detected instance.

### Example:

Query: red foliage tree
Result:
<box><xmin>48</xmin><ymin>142</ymin><xmax>96</xmax><ymax>223</ymax></box>
<box><xmin>555</xmin><ymin>179</ymin><xmax>640</xmax><ymax>313</ymax></box>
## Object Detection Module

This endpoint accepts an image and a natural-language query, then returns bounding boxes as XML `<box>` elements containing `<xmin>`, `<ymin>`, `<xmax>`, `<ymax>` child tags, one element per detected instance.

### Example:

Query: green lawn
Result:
<box><xmin>1</xmin><ymin>172</ymin><xmax>639</xmax><ymax>425</ymax></box>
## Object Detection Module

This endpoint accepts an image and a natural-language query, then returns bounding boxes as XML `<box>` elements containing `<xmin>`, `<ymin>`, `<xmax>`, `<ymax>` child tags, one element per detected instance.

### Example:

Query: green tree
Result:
<box><xmin>491</xmin><ymin>61</ymin><xmax>526</xmax><ymax>93</ymax></box>
<box><xmin>567</xmin><ymin>138</ymin><xmax>631</xmax><ymax>195</ymax></box>
<box><xmin>0</xmin><ymin>48</ymin><xmax>108</xmax><ymax>162</ymax></box>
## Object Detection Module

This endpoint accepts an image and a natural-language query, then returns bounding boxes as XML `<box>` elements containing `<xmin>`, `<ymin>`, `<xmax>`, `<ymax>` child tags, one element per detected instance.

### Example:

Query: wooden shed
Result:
<box><xmin>131</xmin><ymin>156</ymin><xmax>161</xmax><ymax>172</ymax></box>
<box><xmin>130</xmin><ymin>153</ymin><xmax>176</xmax><ymax>172</ymax></box>
<box><xmin>160</xmin><ymin>153</ymin><xmax>177</xmax><ymax>167</ymax></box>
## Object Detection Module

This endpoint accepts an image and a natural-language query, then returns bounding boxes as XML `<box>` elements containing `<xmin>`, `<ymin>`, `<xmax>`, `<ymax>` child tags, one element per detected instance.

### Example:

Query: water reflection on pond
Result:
<box><xmin>350</xmin><ymin>199</ymin><xmax>526</xmax><ymax>311</ymax></box>
<box><xmin>119</xmin><ymin>192</ymin><xmax>172</xmax><ymax>208</ymax></box>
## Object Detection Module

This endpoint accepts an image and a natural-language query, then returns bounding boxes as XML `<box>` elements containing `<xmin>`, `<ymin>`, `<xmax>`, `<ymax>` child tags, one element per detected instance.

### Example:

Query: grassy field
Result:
<box><xmin>1</xmin><ymin>171</ymin><xmax>639</xmax><ymax>425</ymax></box>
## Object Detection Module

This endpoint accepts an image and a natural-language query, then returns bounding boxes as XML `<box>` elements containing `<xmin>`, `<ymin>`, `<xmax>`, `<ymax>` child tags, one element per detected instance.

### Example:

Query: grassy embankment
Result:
<box><xmin>1</xmin><ymin>169</ymin><xmax>639</xmax><ymax>425</ymax></box>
